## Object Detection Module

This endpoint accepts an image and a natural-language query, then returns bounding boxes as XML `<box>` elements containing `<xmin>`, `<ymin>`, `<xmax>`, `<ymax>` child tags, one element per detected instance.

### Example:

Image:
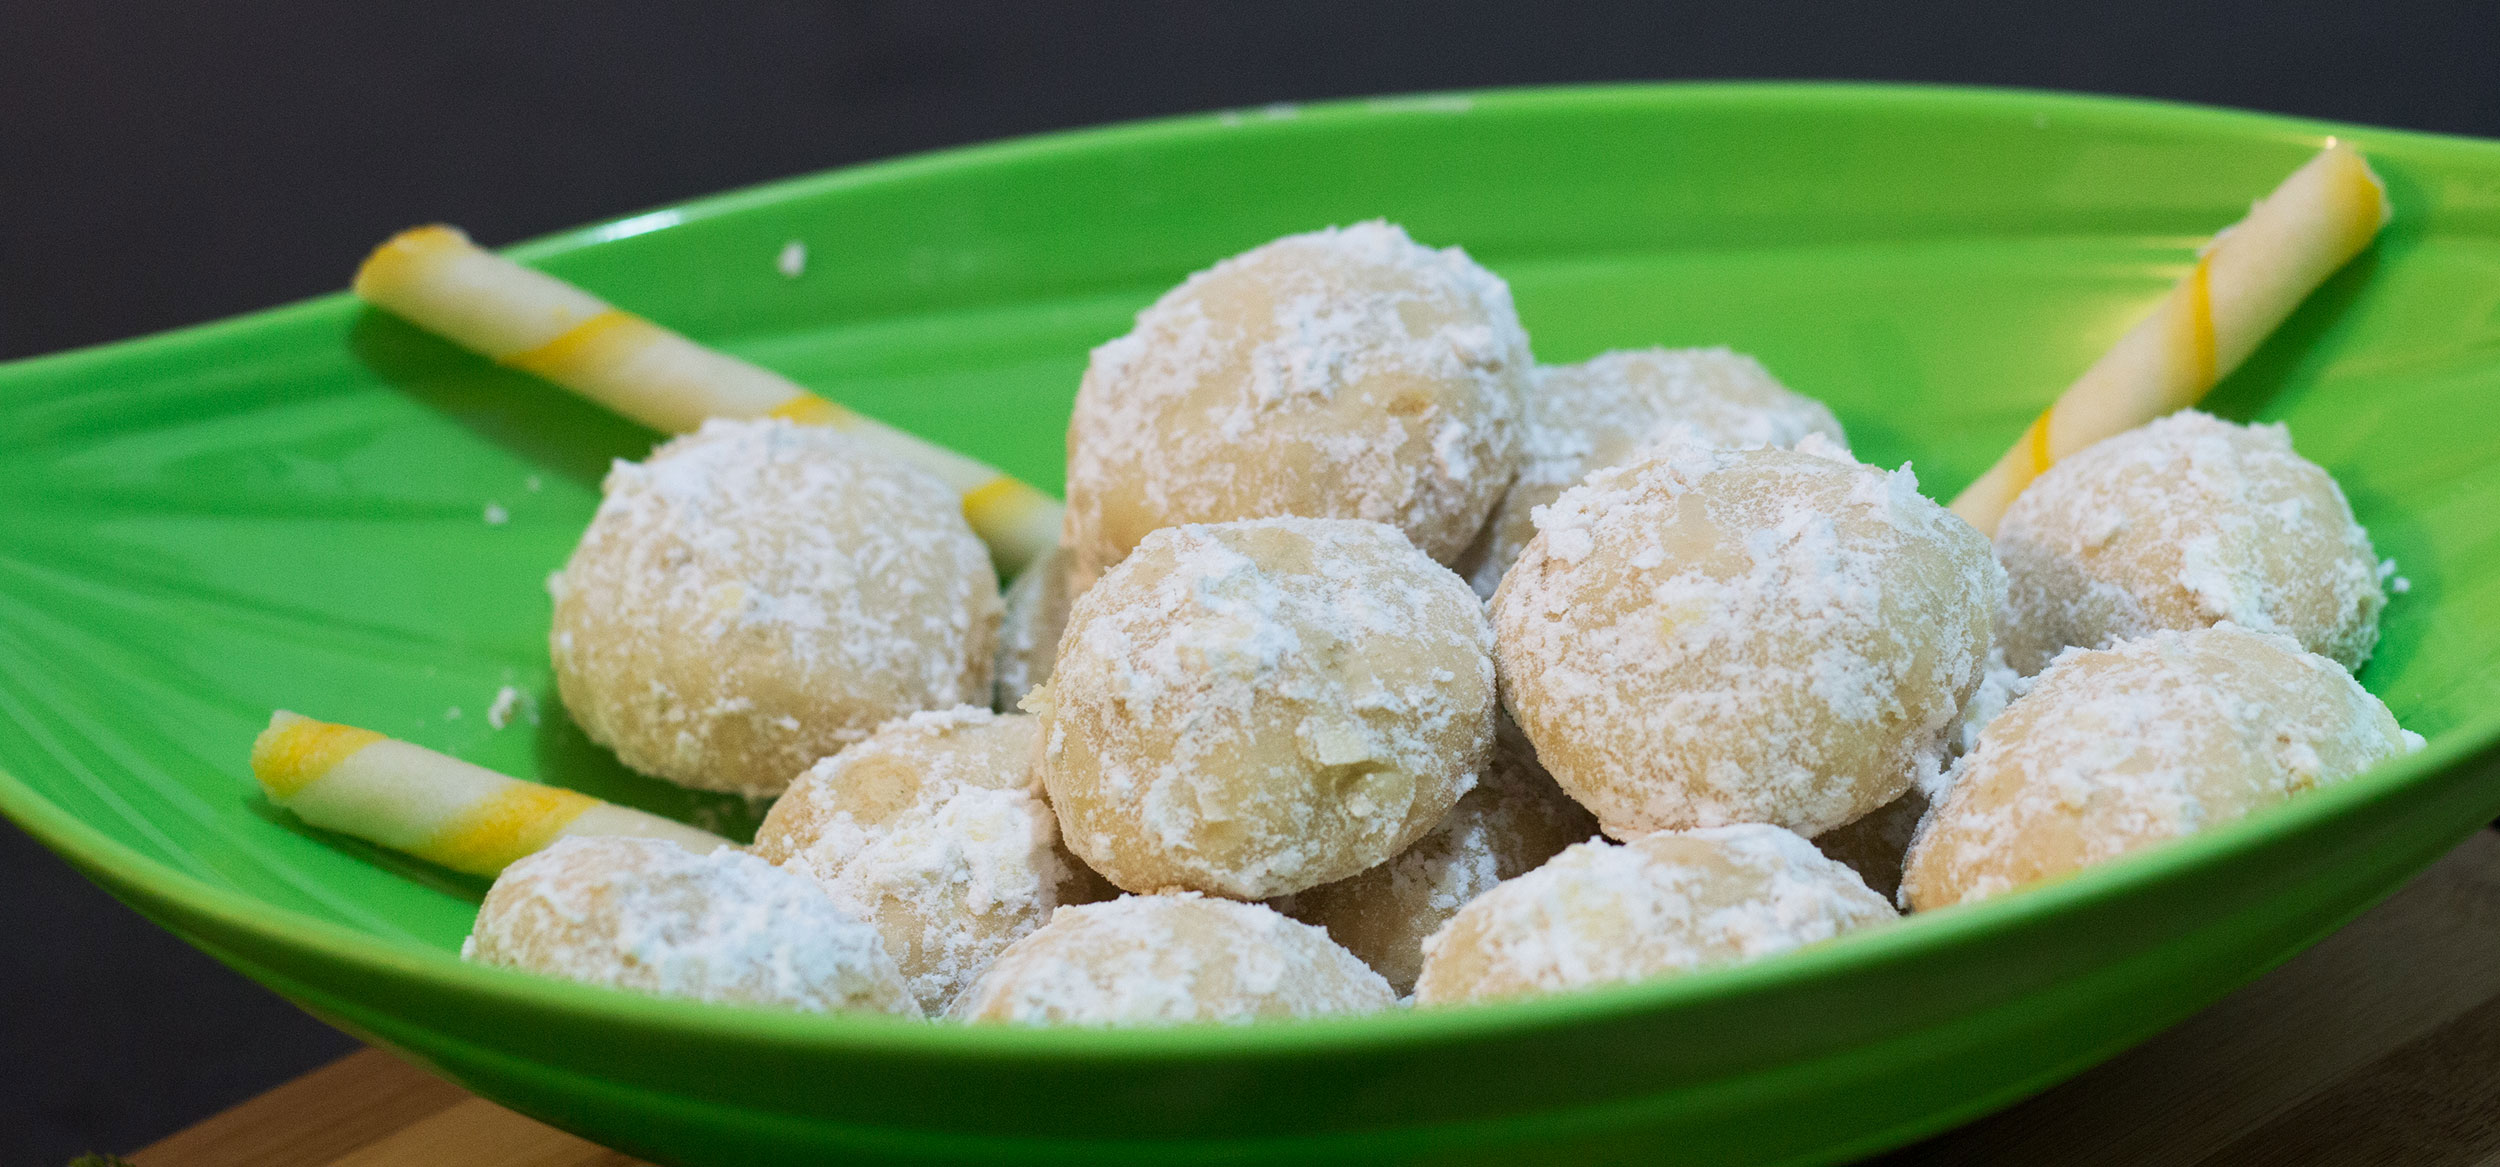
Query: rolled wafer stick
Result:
<box><xmin>353</xmin><ymin>224</ymin><xmax>1063</xmax><ymax>574</ymax></box>
<box><xmin>250</xmin><ymin>710</ymin><xmax>726</xmax><ymax>877</ymax></box>
<box><xmin>1949</xmin><ymin>140</ymin><xmax>2390</xmax><ymax>536</ymax></box>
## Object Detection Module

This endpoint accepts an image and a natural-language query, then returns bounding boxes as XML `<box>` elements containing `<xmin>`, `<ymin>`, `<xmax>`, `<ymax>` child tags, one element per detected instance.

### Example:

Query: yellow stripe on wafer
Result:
<box><xmin>500</xmin><ymin>308</ymin><xmax>652</xmax><ymax>380</ymax></box>
<box><xmin>961</xmin><ymin>476</ymin><xmax>1031</xmax><ymax>528</ymax></box>
<box><xmin>415</xmin><ymin>782</ymin><xmax>600</xmax><ymax>875</ymax></box>
<box><xmin>2022</xmin><ymin>411</ymin><xmax>2053</xmax><ymax>482</ymax></box>
<box><xmin>765</xmin><ymin>391</ymin><xmax>859</xmax><ymax>428</ymax></box>
<box><xmin>2184</xmin><ymin>253</ymin><xmax>2218</xmax><ymax>390</ymax></box>
<box><xmin>250</xmin><ymin>710</ymin><xmax>728</xmax><ymax>877</ymax></box>
<box><xmin>353</xmin><ymin>225</ymin><xmax>610</xmax><ymax>360</ymax></box>
<box><xmin>352</xmin><ymin>225</ymin><xmax>471</xmax><ymax>304</ymax></box>
<box><xmin>1950</xmin><ymin>140</ymin><xmax>2390</xmax><ymax>536</ymax></box>
<box><xmin>251</xmin><ymin>713</ymin><xmax>386</xmax><ymax>799</ymax></box>
<box><xmin>960</xmin><ymin>478</ymin><xmax>1066</xmax><ymax>573</ymax></box>
<box><xmin>351</xmin><ymin>223</ymin><xmax>1064</xmax><ymax>574</ymax></box>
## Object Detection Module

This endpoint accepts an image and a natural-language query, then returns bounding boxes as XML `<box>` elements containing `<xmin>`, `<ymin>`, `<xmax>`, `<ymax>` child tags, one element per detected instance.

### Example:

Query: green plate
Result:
<box><xmin>6</xmin><ymin>83</ymin><xmax>2500</xmax><ymax>1166</ymax></box>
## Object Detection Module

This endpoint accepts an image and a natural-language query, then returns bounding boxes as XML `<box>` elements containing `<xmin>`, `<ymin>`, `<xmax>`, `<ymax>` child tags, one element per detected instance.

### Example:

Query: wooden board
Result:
<box><xmin>131</xmin><ymin>830</ymin><xmax>2500</xmax><ymax>1167</ymax></box>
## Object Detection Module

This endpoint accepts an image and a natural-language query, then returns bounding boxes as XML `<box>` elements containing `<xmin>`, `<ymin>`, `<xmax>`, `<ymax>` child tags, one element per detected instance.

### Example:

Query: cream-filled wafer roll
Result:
<box><xmin>1950</xmin><ymin>141</ymin><xmax>2390</xmax><ymax>536</ymax></box>
<box><xmin>353</xmin><ymin>224</ymin><xmax>1061</xmax><ymax>574</ymax></box>
<box><xmin>250</xmin><ymin>710</ymin><xmax>725</xmax><ymax>877</ymax></box>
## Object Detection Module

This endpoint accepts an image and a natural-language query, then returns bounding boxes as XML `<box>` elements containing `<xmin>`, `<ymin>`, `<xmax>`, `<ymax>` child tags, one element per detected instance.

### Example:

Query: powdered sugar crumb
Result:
<box><xmin>2379</xmin><ymin>558</ymin><xmax>2412</xmax><ymax>595</ymax></box>
<box><xmin>487</xmin><ymin>685</ymin><xmax>537</xmax><ymax>730</ymax></box>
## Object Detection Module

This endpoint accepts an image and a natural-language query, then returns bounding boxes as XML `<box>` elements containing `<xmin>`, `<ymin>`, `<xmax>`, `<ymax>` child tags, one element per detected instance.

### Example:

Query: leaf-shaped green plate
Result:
<box><xmin>5</xmin><ymin>83</ymin><xmax>2499</xmax><ymax>1166</ymax></box>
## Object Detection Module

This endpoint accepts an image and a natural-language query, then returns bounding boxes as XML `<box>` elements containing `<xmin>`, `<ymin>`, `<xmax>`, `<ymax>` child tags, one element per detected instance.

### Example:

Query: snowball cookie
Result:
<box><xmin>1062</xmin><ymin>220</ymin><xmax>1530</xmax><ymax>588</ymax></box>
<box><xmin>1274</xmin><ymin>716</ymin><xmax>1597</xmax><ymax>993</ymax></box>
<box><xmin>1902</xmin><ymin>625</ymin><xmax>2420</xmax><ymax>911</ymax></box>
<box><xmin>465</xmin><ymin>836</ymin><xmax>918</xmax><ymax>1016</ymax></box>
<box><xmin>951</xmin><ymin>893</ymin><xmax>1394</xmax><ymax>1026</ymax></box>
<box><xmin>992</xmin><ymin>544</ymin><xmax>1074</xmax><ymax>712</ymax></box>
<box><xmin>752</xmin><ymin>707</ymin><xmax>1112</xmax><ymax>1014</ymax></box>
<box><xmin>1995</xmin><ymin>411</ymin><xmax>2384</xmax><ymax>675</ymax></box>
<box><xmin>1035</xmin><ymin>517</ymin><xmax>1496</xmax><ymax>899</ymax></box>
<box><xmin>1462</xmin><ymin>348</ymin><xmax>1847</xmax><ymax>597</ymax></box>
<box><xmin>549</xmin><ymin>418</ymin><xmax>1001</xmax><ymax>797</ymax></box>
<box><xmin>1415</xmin><ymin>824</ymin><xmax>1894</xmax><ymax>1006</ymax></box>
<box><xmin>1491</xmin><ymin>440</ymin><xmax>2002</xmax><ymax>839</ymax></box>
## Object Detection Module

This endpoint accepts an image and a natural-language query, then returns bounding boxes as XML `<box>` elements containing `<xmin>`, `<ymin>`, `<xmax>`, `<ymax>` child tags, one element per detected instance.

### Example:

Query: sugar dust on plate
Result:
<box><xmin>2379</xmin><ymin>558</ymin><xmax>2412</xmax><ymax>595</ymax></box>
<box><xmin>488</xmin><ymin>684</ymin><xmax>537</xmax><ymax>729</ymax></box>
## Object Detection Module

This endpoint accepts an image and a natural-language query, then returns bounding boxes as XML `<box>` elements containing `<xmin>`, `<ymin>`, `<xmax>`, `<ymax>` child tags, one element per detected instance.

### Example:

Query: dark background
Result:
<box><xmin>5</xmin><ymin>2</ymin><xmax>2497</xmax><ymax>1160</ymax></box>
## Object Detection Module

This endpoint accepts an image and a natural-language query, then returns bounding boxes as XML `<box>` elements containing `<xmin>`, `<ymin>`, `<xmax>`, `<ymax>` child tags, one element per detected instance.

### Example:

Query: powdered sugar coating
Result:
<box><xmin>993</xmin><ymin>544</ymin><xmax>1074</xmax><ymax>712</ymax></box>
<box><xmin>1414</xmin><ymin>824</ymin><xmax>1894</xmax><ymax>1006</ymax></box>
<box><xmin>1902</xmin><ymin>625</ymin><xmax>2420</xmax><ymax>910</ymax></box>
<box><xmin>1491</xmin><ymin>441</ymin><xmax>2002</xmax><ymax>839</ymax></box>
<box><xmin>1995</xmin><ymin>411</ymin><xmax>2384</xmax><ymax>675</ymax></box>
<box><xmin>1273</xmin><ymin>715</ymin><xmax>1598</xmax><ymax>993</ymax></box>
<box><xmin>1948</xmin><ymin>645</ymin><xmax>2031</xmax><ymax>773</ymax></box>
<box><xmin>951</xmin><ymin>893</ymin><xmax>1394</xmax><ymax>1026</ymax></box>
<box><xmin>752</xmin><ymin>707</ymin><xmax>1113</xmax><ymax>1013</ymax></box>
<box><xmin>1036</xmin><ymin>517</ymin><xmax>1496</xmax><ymax>899</ymax></box>
<box><xmin>1461</xmin><ymin>348</ymin><xmax>1847</xmax><ymax>597</ymax></box>
<box><xmin>464</xmin><ymin>836</ymin><xmax>918</xmax><ymax>1015</ymax></box>
<box><xmin>548</xmin><ymin>419</ymin><xmax>1000</xmax><ymax>796</ymax></box>
<box><xmin>1062</xmin><ymin>221</ymin><xmax>1528</xmax><ymax>587</ymax></box>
